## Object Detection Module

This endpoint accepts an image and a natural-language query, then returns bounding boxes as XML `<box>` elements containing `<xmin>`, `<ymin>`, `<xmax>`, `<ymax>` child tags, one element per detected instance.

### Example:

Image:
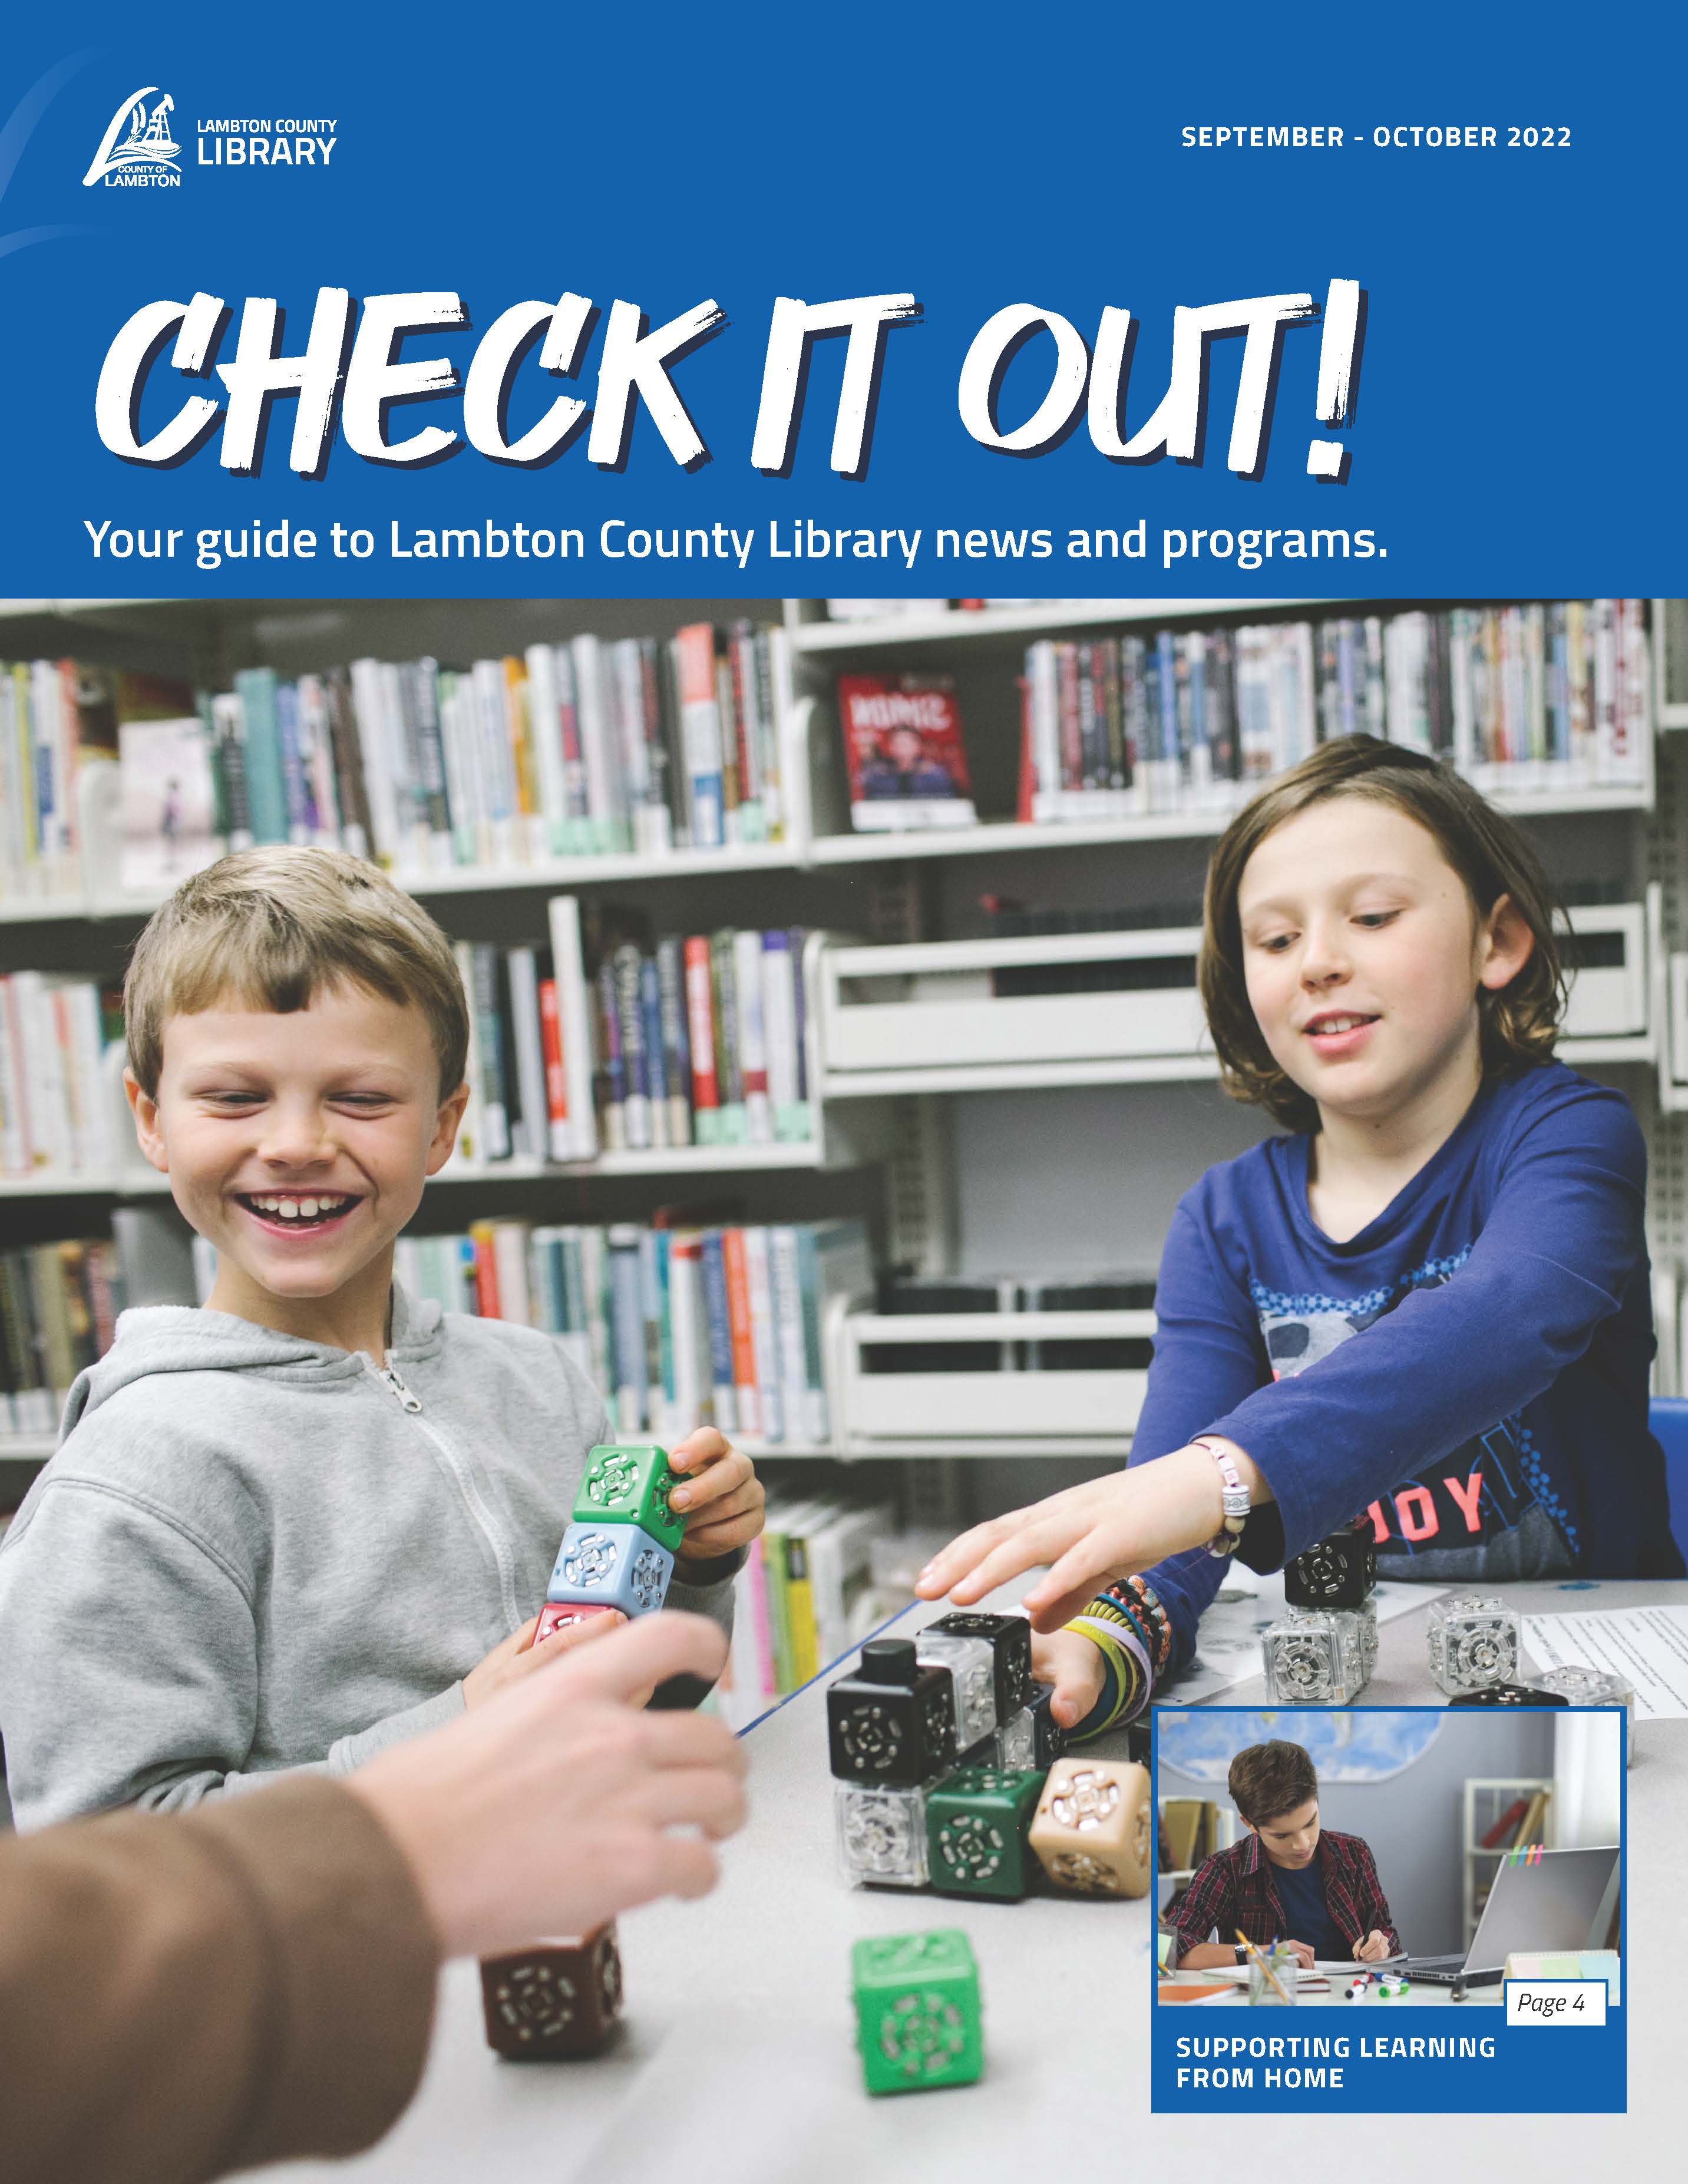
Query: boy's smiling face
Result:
<box><xmin>1237</xmin><ymin>795</ymin><xmax>1535</xmax><ymax>1131</ymax></box>
<box><xmin>126</xmin><ymin>980</ymin><xmax>468</xmax><ymax>1353</ymax></box>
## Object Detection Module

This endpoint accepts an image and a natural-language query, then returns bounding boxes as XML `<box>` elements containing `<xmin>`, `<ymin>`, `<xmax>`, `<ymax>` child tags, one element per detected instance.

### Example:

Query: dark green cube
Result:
<box><xmin>926</xmin><ymin>1767</ymin><xmax>1045</xmax><ymax>1901</ymax></box>
<box><xmin>852</xmin><ymin>1929</ymin><xmax>983</xmax><ymax>2095</ymax></box>
<box><xmin>572</xmin><ymin>1443</ymin><xmax>684</xmax><ymax>1553</ymax></box>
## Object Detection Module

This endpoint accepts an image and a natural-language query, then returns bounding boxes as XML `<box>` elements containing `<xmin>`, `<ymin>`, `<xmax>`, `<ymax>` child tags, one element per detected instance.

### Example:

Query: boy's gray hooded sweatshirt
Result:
<box><xmin>0</xmin><ymin>1288</ymin><xmax>739</xmax><ymax>1831</ymax></box>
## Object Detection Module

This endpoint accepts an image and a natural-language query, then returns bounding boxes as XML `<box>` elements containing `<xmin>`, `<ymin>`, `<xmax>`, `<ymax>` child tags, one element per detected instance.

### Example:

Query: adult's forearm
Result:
<box><xmin>0</xmin><ymin>1775</ymin><xmax>438</xmax><ymax>2184</ymax></box>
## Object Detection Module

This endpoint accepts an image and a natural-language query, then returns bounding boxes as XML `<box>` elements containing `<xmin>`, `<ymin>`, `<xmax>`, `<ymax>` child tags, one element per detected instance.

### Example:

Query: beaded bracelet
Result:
<box><xmin>1066</xmin><ymin>1614</ymin><xmax>1151</xmax><ymax>1733</ymax></box>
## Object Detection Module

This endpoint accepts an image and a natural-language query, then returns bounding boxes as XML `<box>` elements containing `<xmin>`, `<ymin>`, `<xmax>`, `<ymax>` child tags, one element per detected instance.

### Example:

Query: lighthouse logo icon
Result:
<box><xmin>83</xmin><ymin>88</ymin><xmax>181</xmax><ymax>186</ymax></box>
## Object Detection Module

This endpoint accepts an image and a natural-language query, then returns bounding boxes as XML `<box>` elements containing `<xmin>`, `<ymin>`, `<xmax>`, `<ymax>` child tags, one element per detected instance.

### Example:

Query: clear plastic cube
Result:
<box><xmin>915</xmin><ymin>1630</ymin><xmax>999</xmax><ymax>1749</ymax></box>
<box><xmin>1262</xmin><ymin>1611</ymin><xmax>1355</xmax><ymax>1705</ymax></box>
<box><xmin>1354</xmin><ymin>1597</ymin><xmax>1379</xmax><ymax>1677</ymax></box>
<box><xmin>834</xmin><ymin>1782</ymin><xmax>930</xmax><ymax>1888</ymax></box>
<box><xmin>995</xmin><ymin>1706</ymin><xmax>1038</xmax><ymax>1770</ymax></box>
<box><xmin>1426</xmin><ymin>1594</ymin><xmax>1519</xmax><ymax>1694</ymax></box>
<box><xmin>1531</xmin><ymin>1664</ymin><xmax>1636</xmax><ymax>1765</ymax></box>
<box><xmin>1318</xmin><ymin>1604</ymin><xmax>1372</xmax><ymax>1698</ymax></box>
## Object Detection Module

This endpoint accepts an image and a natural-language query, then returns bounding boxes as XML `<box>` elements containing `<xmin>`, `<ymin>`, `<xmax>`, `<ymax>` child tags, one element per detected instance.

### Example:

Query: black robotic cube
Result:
<box><xmin>1448</xmin><ymin>1683</ymin><xmax>1570</xmax><ymax>1709</ymax></box>
<box><xmin>827</xmin><ymin>1637</ymin><xmax>958</xmax><ymax>1786</ymax></box>
<box><xmin>1283</xmin><ymin>1525</ymin><xmax>1377</xmax><ymax>1610</ymax></box>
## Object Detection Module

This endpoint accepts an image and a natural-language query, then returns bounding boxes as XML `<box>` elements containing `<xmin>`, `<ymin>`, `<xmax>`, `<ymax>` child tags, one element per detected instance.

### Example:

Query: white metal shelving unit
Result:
<box><xmin>3</xmin><ymin>594</ymin><xmax>1683</xmax><ymax>1495</ymax></box>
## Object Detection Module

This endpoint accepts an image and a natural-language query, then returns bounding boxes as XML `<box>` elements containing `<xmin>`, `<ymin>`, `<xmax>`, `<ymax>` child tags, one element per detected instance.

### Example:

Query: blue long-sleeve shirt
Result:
<box><xmin>1133</xmin><ymin>1060</ymin><xmax>1682</xmax><ymax>1671</ymax></box>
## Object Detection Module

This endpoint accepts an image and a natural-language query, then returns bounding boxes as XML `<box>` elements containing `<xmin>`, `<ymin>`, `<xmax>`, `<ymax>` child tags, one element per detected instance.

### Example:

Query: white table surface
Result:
<box><xmin>272</xmin><ymin>1579</ymin><xmax>1682</xmax><ymax>2183</ymax></box>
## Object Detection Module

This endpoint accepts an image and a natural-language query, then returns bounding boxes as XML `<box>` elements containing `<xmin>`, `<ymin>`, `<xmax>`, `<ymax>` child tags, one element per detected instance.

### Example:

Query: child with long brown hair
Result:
<box><xmin>920</xmin><ymin>734</ymin><xmax>1682</xmax><ymax>1732</ymax></box>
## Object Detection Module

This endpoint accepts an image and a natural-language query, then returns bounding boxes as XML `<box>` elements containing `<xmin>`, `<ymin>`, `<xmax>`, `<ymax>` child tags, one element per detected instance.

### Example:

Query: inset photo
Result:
<box><xmin>1152</xmin><ymin>1706</ymin><xmax>1624</xmax><ymax>2112</ymax></box>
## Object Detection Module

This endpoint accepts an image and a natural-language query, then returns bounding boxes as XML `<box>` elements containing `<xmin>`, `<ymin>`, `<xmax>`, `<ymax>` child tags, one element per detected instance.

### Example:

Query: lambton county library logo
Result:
<box><xmin>82</xmin><ymin>88</ymin><xmax>183</xmax><ymax>188</ymax></box>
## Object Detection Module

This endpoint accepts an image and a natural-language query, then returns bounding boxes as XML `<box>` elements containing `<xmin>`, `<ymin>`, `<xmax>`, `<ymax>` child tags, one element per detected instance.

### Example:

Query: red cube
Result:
<box><xmin>480</xmin><ymin>1925</ymin><xmax>623</xmax><ymax>2059</ymax></box>
<box><xmin>535</xmin><ymin>1600</ymin><xmax>620</xmax><ymax>1646</ymax></box>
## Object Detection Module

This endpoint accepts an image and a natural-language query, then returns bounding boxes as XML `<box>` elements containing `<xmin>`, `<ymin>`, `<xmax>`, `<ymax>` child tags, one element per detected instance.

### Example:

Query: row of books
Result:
<box><xmin>388</xmin><ymin>1216</ymin><xmax>872</xmax><ymax>1448</ymax></box>
<box><xmin>0</xmin><ymin>663</ymin><xmax>194</xmax><ymax>900</ymax></box>
<box><xmin>1021</xmin><ymin>602</ymin><xmax>1653</xmax><ymax>821</ymax></box>
<box><xmin>0</xmin><ymin>976</ymin><xmax>123</xmax><ymax>1181</ymax></box>
<box><xmin>0</xmin><ymin>1239</ymin><xmax>123</xmax><ymax>1436</ymax></box>
<box><xmin>447</xmin><ymin>905</ymin><xmax>814</xmax><ymax>1169</ymax></box>
<box><xmin>718</xmin><ymin>1493</ymin><xmax>897</xmax><ymax>1726</ymax></box>
<box><xmin>0</xmin><ymin>901</ymin><xmax>813</xmax><ymax>1181</ymax></box>
<box><xmin>1</xmin><ymin>623</ymin><xmax>790</xmax><ymax>903</ymax></box>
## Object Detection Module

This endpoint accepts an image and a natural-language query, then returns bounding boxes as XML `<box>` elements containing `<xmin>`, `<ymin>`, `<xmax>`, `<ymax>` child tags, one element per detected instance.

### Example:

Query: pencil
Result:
<box><xmin>1235</xmin><ymin>1928</ymin><xmax>1292</xmax><ymax>2005</ymax></box>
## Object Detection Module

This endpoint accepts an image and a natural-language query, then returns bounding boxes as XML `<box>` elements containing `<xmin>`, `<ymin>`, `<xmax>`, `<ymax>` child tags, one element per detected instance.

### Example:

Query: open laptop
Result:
<box><xmin>1406</xmin><ymin>1845</ymin><xmax>1620</xmax><ymax>1986</ymax></box>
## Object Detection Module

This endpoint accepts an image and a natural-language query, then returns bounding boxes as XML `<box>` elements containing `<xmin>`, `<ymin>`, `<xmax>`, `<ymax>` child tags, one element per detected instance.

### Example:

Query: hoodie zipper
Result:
<box><xmin>365</xmin><ymin>1356</ymin><xmax>523</xmax><ymax>1632</ymax></box>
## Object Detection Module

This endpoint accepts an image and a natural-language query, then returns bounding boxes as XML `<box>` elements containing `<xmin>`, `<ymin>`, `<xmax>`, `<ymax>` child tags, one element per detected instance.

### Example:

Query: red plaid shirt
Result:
<box><xmin>1170</xmin><ymin>1828</ymin><xmax>1400</xmax><ymax>1963</ymax></box>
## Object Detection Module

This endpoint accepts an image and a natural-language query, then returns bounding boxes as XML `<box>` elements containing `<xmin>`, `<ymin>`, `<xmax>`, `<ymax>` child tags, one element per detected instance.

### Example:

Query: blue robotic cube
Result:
<box><xmin>547</xmin><ymin>1521</ymin><xmax>675</xmax><ymax>1617</ymax></box>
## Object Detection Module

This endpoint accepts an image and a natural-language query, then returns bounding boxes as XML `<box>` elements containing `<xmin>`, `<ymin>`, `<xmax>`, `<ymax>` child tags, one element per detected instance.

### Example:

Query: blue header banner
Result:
<box><xmin>2</xmin><ymin>1</ymin><xmax>1683</xmax><ymax>597</ymax></box>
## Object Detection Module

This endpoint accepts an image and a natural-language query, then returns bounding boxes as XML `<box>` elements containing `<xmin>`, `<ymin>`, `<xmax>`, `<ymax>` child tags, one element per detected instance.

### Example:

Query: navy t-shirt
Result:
<box><xmin>1268</xmin><ymin>1855</ymin><xmax>1347</xmax><ymax>1962</ymax></box>
<box><xmin>1132</xmin><ymin>1062</ymin><xmax>1681</xmax><ymax>1669</ymax></box>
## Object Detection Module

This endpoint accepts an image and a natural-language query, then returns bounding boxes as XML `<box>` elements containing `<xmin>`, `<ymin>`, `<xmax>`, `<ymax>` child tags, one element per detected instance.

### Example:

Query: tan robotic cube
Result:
<box><xmin>1028</xmin><ymin>1758</ymin><xmax>1152</xmax><ymax>1898</ymax></box>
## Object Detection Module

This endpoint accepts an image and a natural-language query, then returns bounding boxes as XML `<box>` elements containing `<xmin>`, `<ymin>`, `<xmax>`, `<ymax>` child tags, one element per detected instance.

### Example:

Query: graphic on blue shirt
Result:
<box><xmin>1251</xmin><ymin>1250</ymin><xmax>1571</xmax><ymax>1560</ymax></box>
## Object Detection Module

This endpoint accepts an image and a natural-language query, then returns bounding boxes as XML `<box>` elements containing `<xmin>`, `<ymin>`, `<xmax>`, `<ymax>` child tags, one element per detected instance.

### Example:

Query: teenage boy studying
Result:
<box><xmin>920</xmin><ymin>735</ymin><xmax>1681</xmax><ymax>1736</ymax></box>
<box><xmin>1168</xmin><ymin>1740</ymin><xmax>1399</xmax><ymax>1971</ymax></box>
<box><xmin>0</xmin><ymin>848</ymin><xmax>767</xmax><ymax>1829</ymax></box>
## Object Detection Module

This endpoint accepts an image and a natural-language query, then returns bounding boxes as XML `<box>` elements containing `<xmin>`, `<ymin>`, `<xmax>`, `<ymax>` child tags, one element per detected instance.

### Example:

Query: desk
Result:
<box><xmin>1160</xmin><ymin>1970</ymin><xmax>1504</xmax><ymax>2007</ymax></box>
<box><xmin>273</xmin><ymin>1581</ymin><xmax>1683</xmax><ymax>2183</ymax></box>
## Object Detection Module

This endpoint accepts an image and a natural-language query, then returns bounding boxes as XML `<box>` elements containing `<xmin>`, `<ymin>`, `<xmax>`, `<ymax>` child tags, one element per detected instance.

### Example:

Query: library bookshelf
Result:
<box><xmin>4</xmin><ymin>595</ymin><xmax>1686</xmax><ymax>1531</ymax></box>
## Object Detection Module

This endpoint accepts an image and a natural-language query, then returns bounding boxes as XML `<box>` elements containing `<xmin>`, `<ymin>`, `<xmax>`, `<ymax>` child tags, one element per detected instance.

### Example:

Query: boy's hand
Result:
<box><xmin>1281</xmin><ymin>1938</ymin><xmax>1316</xmax><ymax>1971</ymax></box>
<box><xmin>1354</xmin><ymin>1930</ymin><xmax>1392</xmax><ymax>1964</ymax></box>
<box><xmin>463</xmin><ymin>1608</ymin><xmax>627</xmax><ymax>1710</ymax></box>
<box><xmin>913</xmin><ymin>1440</ymin><xmax>1263</xmax><ymax>1631</ymax></box>
<box><xmin>1032</xmin><ymin>1628</ymin><xmax>1108</xmax><ymax>1730</ymax></box>
<box><xmin>668</xmin><ymin>1429</ymin><xmax>766</xmax><ymax>1571</ymax></box>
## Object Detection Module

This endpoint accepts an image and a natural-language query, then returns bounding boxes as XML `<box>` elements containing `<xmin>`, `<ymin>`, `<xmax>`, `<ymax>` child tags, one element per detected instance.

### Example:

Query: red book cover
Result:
<box><xmin>836</xmin><ymin>673</ymin><xmax>975</xmax><ymax>831</ymax></box>
<box><xmin>469</xmin><ymin>1222</ymin><xmax>501</xmax><ymax>1320</ymax></box>
<box><xmin>537</xmin><ymin>977</ymin><xmax>569</xmax><ymax>1130</ymax></box>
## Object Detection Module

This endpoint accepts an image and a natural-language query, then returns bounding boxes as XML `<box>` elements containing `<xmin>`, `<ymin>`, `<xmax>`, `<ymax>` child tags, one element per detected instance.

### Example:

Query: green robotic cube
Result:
<box><xmin>571</xmin><ymin>1443</ymin><xmax>685</xmax><ymax>1553</ymax></box>
<box><xmin>926</xmin><ymin>1767</ymin><xmax>1045</xmax><ymax>1901</ymax></box>
<box><xmin>851</xmin><ymin>1929</ymin><xmax>983</xmax><ymax>2095</ymax></box>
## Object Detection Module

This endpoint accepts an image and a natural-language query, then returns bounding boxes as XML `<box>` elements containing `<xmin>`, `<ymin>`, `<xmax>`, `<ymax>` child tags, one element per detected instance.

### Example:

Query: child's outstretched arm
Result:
<box><xmin>922</xmin><ymin>1077</ymin><xmax>1654</xmax><ymax>1634</ymax></box>
<box><xmin>917</xmin><ymin>1192</ymin><xmax>1274</xmax><ymax>1638</ymax></box>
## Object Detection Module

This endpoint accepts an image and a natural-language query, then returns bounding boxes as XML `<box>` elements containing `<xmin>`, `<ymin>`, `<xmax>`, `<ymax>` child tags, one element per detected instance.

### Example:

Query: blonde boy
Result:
<box><xmin>0</xmin><ymin>848</ymin><xmax>764</xmax><ymax>1829</ymax></box>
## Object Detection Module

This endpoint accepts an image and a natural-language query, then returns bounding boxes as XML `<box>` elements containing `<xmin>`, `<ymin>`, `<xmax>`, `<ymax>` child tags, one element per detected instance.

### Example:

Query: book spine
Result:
<box><xmin>655</xmin><ymin>935</ymin><xmax>692</xmax><ymax>1147</ymax></box>
<box><xmin>538</xmin><ymin>977</ymin><xmax>571</xmax><ymax>1159</ymax></box>
<box><xmin>722</xmin><ymin>1225</ymin><xmax>759</xmax><ymax>1438</ymax></box>
<box><xmin>596</xmin><ymin>958</ymin><xmax>627</xmax><ymax>1151</ymax></box>
<box><xmin>322</xmin><ymin>666</ymin><xmax>371</xmax><ymax>858</ymax></box>
<box><xmin>639</xmin><ymin>952</ymin><xmax>670</xmax><ymax>1149</ymax></box>
<box><xmin>683</xmin><ymin>935</ymin><xmax>721</xmax><ymax>1141</ymax></box>
<box><xmin>347</xmin><ymin>659</ymin><xmax>400</xmax><ymax>863</ymax></box>
<box><xmin>761</xmin><ymin>930</ymin><xmax>804</xmax><ymax>1139</ymax></box>
<box><xmin>470</xmin><ymin>944</ymin><xmax>510</xmax><ymax>1161</ymax></box>
<box><xmin>544</xmin><ymin>895</ymin><xmax>598</xmax><ymax>1159</ymax></box>
<box><xmin>710</xmin><ymin>931</ymin><xmax>746</xmax><ymax>1141</ymax></box>
<box><xmin>505</xmin><ymin>946</ymin><xmax>549</xmax><ymax>1165</ymax></box>
<box><xmin>469</xmin><ymin>1220</ymin><xmax>501</xmax><ymax>1319</ymax></box>
<box><xmin>732</xmin><ymin>927</ymin><xmax>772</xmax><ymax>1144</ymax></box>
<box><xmin>674</xmin><ymin>625</ymin><xmax>725</xmax><ymax>848</ymax></box>
<box><xmin>233</xmin><ymin>668</ymin><xmax>289</xmax><ymax>844</ymax></box>
<box><xmin>491</xmin><ymin>1220</ymin><xmax>531</xmax><ymax>1327</ymax></box>
<box><xmin>699</xmin><ymin>1229</ymin><xmax>738</xmax><ymax>1436</ymax></box>
<box><xmin>743</xmin><ymin>1225</ymin><xmax>782</xmax><ymax>1443</ymax></box>
<box><xmin>768</xmin><ymin>1226</ymin><xmax>810</xmax><ymax>1447</ymax></box>
<box><xmin>606</xmin><ymin>1225</ymin><xmax>645</xmax><ymax>1435</ymax></box>
<box><xmin>612</xmin><ymin>942</ymin><xmax>651</xmax><ymax>1149</ymax></box>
